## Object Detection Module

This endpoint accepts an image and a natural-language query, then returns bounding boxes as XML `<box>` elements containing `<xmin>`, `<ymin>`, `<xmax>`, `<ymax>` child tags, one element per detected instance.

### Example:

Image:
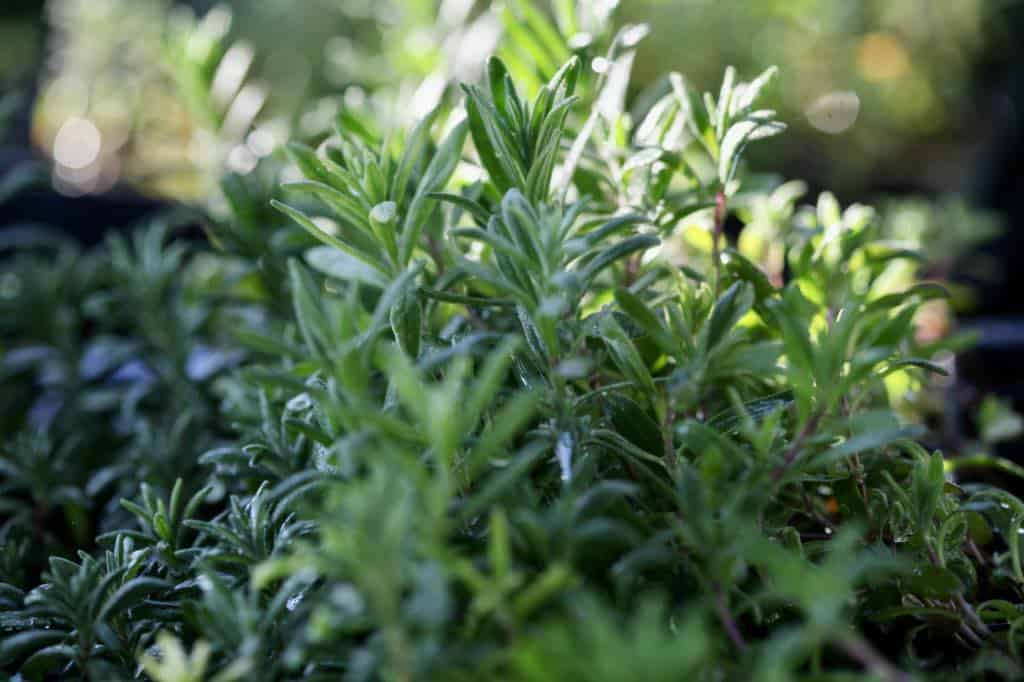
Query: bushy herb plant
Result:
<box><xmin>4</xmin><ymin>8</ymin><xmax>1024</xmax><ymax>682</ymax></box>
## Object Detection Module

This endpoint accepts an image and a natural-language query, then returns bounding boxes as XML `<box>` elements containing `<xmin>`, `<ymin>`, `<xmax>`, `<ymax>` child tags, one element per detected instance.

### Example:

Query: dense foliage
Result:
<box><xmin>4</xmin><ymin>8</ymin><xmax>1024</xmax><ymax>681</ymax></box>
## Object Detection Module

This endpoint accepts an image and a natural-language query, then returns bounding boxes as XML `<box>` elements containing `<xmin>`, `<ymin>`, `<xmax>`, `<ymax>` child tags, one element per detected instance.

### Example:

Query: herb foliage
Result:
<box><xmin>2</xmin><ymin>6</ymin><xmax>1023</xmax><ymax>681</ymax></box>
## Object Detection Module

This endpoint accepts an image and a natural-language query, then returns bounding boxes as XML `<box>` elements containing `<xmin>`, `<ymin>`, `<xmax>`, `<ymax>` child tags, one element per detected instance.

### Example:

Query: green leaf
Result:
<box><xmin>363</xmin><ymin>261</ymin><xmax>425</xmax><ymax>347</ymax></box>
<box><xmin>732</xmin><ymin>66</ymin><xmax>779</xmax><ymax>113</ymax></box>
<box><xmin>950</xmin><ymin>454</ymin><xmax>1024</xmax><ymax>484</ymax></box>
<box><xmin>392</xmin><ymin>106</ymin><xmax>441</xmax><ymax>204</ymax></box>
<box><xmin>430</xmin><ymin>191</ymin><xmax>491</xmax><ymax>226</ymax></box>
<box><xmin>230</xmin><ymin>327</ymin><xmax>304</xmax><ymax>358</ymax></box>
<box><xmin>508</xmin><ymin>0</ymin><xmax>569</xmax><ymax>73</ymax></box>
<box><xmin>979</xmin><ymin>395</ymin><xmax>1024</xmax><ymax>445</ymax></box>
<box><xmin>21</xmin><ymin>644</ymin><xmax>78</xmax><ymax>677</ymax></box>
<box><xmin>718</xmin><ymin>114</ymin><xmax>785</xmax><ymax>186</ymax></box>
<box><xmin>305</xmin><ymin>245</ymin><xmax>390</xmax><ymax>288</ymax></box>
<box><xmin>464</xmin><ymin>85</ymin><xmax>524</xmax><ymax>194</ymax></box>
<box><xmin>580</xmin><ymin>235</ymin><xmax>660</xmax><ymax>285</ymax></box>
<box><xmin>0</xmin><ymin>630</ymin><xmax>69</xmax><ymax>666</ymax></box>
<box><xmin>272</xmin><ymin>200</ymin><xmax>390</xmax><ymax>276</ymax></box>
<box><xmin>599</xmin><ymin>314</ymin><xmax>656</xmax><ymax>399</ymax></box>
<box><xmin>809</xmin><ymin>426</ymin><xmax>925</xmax><ymax>472</ymax></box>
<box><xmin>603</xmin><ymin>394</ymin><xmax>663</xmax><ymax>455</ymax></box>
<box><xmin>704</xmin><ymin>282</ymin><xmax>753</xmax><ymax>351</ymax></box>
<box><xmin>389</xmin><ymin>287</ymin><xmax>422</xmax><ymax>358</ymax></box>
<box><xmin>285</xmin><ymin>142</ymin><xmax>333</xmax><ymax>186</ymax></box>
<box><xmin>867</xmin><ymin>281</ymin><xmax>951</xmax><ymax>312</ymax></box>
<box><xmin>97</xmin><ymin>577</ymin><xmax>171</xmax><ymax>624</ymax></box>
<box><xmin>459</xmin><ymin>442</ymin><xmax>548</xmax><ymax>523</ymax></box>
<box><xmin>902</xmin><ymin>565</ymin><xmax>962</xmax><ymax>600</ymax></box>
<box><xmin>911</xmin><ymin>451</ymin><xmax>946</xmax><ymax>529</ymax></box>
<box><xmin>466</xmin><ymin>391</ymin><xmax>541</xmax><ymax>481</ymax></box>
<box><xmin>723</xmin><ymin>249</ymin><xmax>776</xmax><ymax>301</ymax></box>
<box><xmin>715</xmin><ymin>66</ymin><xmax>736</xmax><ymax>139</ymax></box>
<box><xmin>280</xmin><ymin>180</ymin><xmax>378</xmax><ymax>252</ymax></box>
<box><xmin>400</xmin><ymin>119</ymin><xmax>470</xmax><ymax>265</ymax></box>
<box><xmin>288</xmin><ymin>258</ymin><xmax>332</xmax><ymax>356</ymax></box>
<box><xmin>614</xmin><ymin>288</ymin><xmax>677</xmax><ymax>357</ymax></box>
<box><xmin>572</xmin><ymin>214</ymin><xmax>648</xmax><ymax>251</ymax></box>
<box><xmin>882</xmin><ymin>358</ymin><xmax>950</xmax><ymax>378</ymax></box>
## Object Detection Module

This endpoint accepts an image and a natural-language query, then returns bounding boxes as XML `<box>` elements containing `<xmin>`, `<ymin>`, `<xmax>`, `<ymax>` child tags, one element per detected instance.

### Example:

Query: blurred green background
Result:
<box><xmin>625</xmin><ymin>0</ymin><xmax>1015</xmax><ymax>197</ymax></box>
<box><xmin>1</xmin><ymin>0</ymin><xmax>1020</xmax><ymax>203</ymax></box>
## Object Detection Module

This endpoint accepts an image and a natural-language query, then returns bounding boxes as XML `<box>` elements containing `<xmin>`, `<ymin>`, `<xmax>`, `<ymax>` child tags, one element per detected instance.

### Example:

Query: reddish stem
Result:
<box><xmin>712</xmin><ymin>582</ymin><xmax>748</xmax><ymax>652</ymax></box>
<box><xmin>712</xmin><ymin>190</ymin><xmax>726</xmax><ymax>293</ymax></box>
<box><xmin>771</xmin><ymin>412</ymin><xmax>822</xmax><ymax>483</ymax></box>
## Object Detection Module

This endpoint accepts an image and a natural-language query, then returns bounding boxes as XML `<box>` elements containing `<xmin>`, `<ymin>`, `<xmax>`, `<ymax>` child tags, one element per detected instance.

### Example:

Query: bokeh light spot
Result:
<box><xmin>53</xmin><ymin>116</ymin><xmax>102</xmax><ymax>170</ymax></box>
<box><xmin>857</xmin><ymin>32</ymin><xmax>911</xmax><ymax>82</ymax></box>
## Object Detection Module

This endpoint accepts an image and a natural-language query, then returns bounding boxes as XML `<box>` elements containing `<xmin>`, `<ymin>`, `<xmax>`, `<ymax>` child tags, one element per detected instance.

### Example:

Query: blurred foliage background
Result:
<box><xmin>2</xmin><ymin>0</ymin><xmax>1020</xmax><ymax>203</ymax></box>
<box><xmin>624</xmin><ymin>0</ymin><xmax>1016</xmax><ymax>197</ymax></box>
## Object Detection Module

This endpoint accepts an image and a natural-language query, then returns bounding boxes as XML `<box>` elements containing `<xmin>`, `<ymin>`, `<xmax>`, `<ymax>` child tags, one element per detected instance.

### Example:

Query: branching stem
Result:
<box><xmin>712</xmin><ymin>581</ymin><xmax>747</xmax><ymax>652</ymax></box>
<box><xmin>771</xmin><ymin>412</ymin><xmax>822</xmax><ymax>483</ymax></box>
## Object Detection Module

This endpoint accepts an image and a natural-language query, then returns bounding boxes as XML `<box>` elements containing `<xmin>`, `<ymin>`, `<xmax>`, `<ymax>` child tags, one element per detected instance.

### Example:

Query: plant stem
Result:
<box><xmin>624</xmin><ymin>252</ymin><xmax>640</xmax><ymax>287</ymax></box>
<box><xmin>662</xmin><ymin>390</ymin><xmax>677</xmax><ymax>470</ymax></box>
<box><xmin>711</xmin><ymin>581</ymin><xmax>747</xmax><ymax>652</ymax></box>
<box><xmin>712</xmin><ymin>190</ymin><xmax>726</xmax><ymax>295</ymax></box>
<box><xmin>966</xmin><ymin>538</ymin><xmax>987</xmax><ymax>566</ymax></box>
<box><xmin>927</xmin><ymin>544</ymin><xmax>991</xmax><ymax>641</ymax></box>
<box><xmin>837</xmin><ymin>633</ymin><xmax>911</xmax><ymax>682</ymax></box>
<box><xmin>426</xmin><ymin>234</ymin><xmax>446</xmax><ymax>276</ymax></box>
<box><xmin>771</xmin><ymin>412</ymin><xmax>822</xmax><ymax>483</ymax></box>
